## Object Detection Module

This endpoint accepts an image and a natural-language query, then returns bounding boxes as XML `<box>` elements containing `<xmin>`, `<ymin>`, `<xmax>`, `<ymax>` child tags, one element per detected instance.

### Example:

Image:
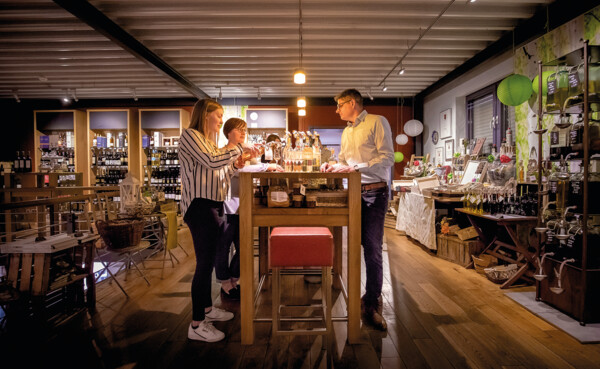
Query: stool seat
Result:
<box><xmin>269</xmin><ymin>227</ymin><xmax>333</xmax><ymax>267</ymax></box>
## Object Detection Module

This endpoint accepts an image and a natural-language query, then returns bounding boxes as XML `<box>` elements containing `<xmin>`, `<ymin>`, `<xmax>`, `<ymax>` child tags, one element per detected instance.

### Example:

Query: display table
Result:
<box><xmin>239</xmin><ymin>172</ymin><xmax>361</xmax><ymax>345</ymax></box>
<box><xmin>396</xmin><ymin>192</ymin><xmax>437</xmax><ymax>250</ymax></box>
<box><xmin>456</xmin><ymin>208</ymin><xmax>538</xmax><ymax>289</ymax></box>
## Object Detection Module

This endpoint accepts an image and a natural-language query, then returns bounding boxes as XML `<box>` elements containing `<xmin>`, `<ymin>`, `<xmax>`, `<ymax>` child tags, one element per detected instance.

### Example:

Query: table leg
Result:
<box><xmin>259</xmin><ymin>227</ymin><xmax>269</xmax><ymax>279</ymax></box>
<box><xmin>84</xmin><ymin>242</ymin><xmax>96</xmax><ymax>311</ymax></box>
<box><xmin>333</xmin><ymin>226</ymin><xmax>342</xmax><ymax>290</ymax></box>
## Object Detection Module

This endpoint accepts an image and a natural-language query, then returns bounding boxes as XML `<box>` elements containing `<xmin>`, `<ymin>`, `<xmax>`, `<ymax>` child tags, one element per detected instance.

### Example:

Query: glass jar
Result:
<box><xmin>567</xmin><ymin>63</ymin><xmax>584</xmax><ymax>107</ymax></box>
<box><xmin>590</xmin><ymin>46</ymin><xmax>600</xmax><ymax>104</ymax></box>
<box><xmin>546</xmin><ymin>66</ymin><xmax>569</xmax><ymax>112</ymax></box>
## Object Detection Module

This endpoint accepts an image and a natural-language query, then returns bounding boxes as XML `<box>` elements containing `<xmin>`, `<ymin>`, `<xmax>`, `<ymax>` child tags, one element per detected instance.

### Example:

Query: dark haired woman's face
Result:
<box><xmin>206</xmin><ymin>108</ymin><xmax>224</xmax><ymax>135</ymax></box>
<box><xmin>227</xmin><ymin>126</ymin><xmax>246</xmax><ymax>145</ymax></box>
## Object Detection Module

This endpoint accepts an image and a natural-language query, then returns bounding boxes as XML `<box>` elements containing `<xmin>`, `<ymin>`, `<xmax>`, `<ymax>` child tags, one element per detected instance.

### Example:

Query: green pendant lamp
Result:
<box><xmin>497</xmin><ymin>74</ymin><xmax>533</xmax><ymax>106</ymax></box>
<box><xmin>532</xmin><ymin>70</ymin><xmax>553</xmax><ymax>96</ymax></box>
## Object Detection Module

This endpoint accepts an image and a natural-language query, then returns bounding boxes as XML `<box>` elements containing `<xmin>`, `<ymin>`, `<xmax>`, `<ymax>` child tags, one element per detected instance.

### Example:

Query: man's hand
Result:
<box><xmin>320</xmin><ymin>162</ymin><xmax>333</xmax><ymax>172</ymax></box>
<box><xmin>331</xmin><ymin>164</ymin><xmax>355</xmax><ymax>173</ymax></box>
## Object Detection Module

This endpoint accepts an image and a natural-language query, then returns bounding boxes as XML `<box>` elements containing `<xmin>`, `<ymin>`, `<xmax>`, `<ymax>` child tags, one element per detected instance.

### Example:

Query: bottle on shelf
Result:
<box><xmin>13</xmin><ymin>151</ymin><xmax>20</xmax><ymax>173</ymax></box>
<box><xmin>19</xmin><ymin>151</ymin><xmax>25</xmax><ymax>173</ymax></box>
<box><xmin>91</xmin><ymin>148</ymin><xmax>96</xmax><ymax>166</ymax></box>
<box><xmin>92</xmin><ymin>133</ymin><xmax>97</xmax><ymax>147</ymax></box>
<box><xmin>25</xmin><ymin>151</ymin><xmax>32</xmax><ymax>172</ymax></box>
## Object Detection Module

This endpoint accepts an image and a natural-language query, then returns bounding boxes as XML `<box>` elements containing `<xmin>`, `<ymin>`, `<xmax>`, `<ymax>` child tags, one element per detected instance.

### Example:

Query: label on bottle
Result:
<box><xmin>547</xmin><ymin>79</ymin><xmax>557</xmax><ymax>96</ymax></box>
<box><xmin>546</xmin><ymin>230</ymin><xmax>554</xmax><ymax>243</ymax></box>
<box><xmin>568</xmin><ymin>71</ymin><xmax>580</xmax><ymax>89</ymax></box>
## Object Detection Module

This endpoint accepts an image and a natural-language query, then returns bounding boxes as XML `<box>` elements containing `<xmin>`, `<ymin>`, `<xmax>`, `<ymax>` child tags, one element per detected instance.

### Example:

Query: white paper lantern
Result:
<box><xmin>395</xmin><ymin>134</ymin><xmax>409</xmax><ymax>145</ymax></box>
<box><xmin>404</xmin><ymin>119</ymin><xmax>423</xmax><ymax>137</ymax></box>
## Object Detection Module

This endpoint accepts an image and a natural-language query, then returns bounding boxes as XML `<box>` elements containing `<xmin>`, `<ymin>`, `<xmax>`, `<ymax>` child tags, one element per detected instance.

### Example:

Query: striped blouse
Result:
<box><xmin>178</xmin><ymin>128</ymin><xmax>243</xmax><ymax>217</ymax></box>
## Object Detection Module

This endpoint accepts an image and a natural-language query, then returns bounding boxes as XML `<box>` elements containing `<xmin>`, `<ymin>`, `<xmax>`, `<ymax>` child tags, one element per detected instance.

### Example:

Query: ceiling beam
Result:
<box><xmin>52</xmin><ymin>0</ymin><xmax>208</xmax><ymax>99</ymax></box>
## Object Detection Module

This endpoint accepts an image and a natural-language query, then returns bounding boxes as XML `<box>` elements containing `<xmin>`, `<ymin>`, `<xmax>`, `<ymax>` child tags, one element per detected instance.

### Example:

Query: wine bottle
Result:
<box><xmin>25</xmin><ymin>151</ymin><xmax>32</xmax><ymax>172</ymax></box>
<box><xmin>19</xmin><ymin>151</ymin><xmax>25</xmax><ymax>172</ymax></box>
<box><xmin>13</xmin><ymin>151</ymin><xmax>20</xmax><ymax>173</ymax></box>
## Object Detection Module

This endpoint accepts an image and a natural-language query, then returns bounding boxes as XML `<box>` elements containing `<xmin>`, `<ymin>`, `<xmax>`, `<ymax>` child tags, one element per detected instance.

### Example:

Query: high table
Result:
<box><xmin>456</xmin><ymin>208</ymin><xmax>538</xmax><ymax>288</ymax></box>
<box><xmin>239</xmin><ymin>172</ymin><xmax>361</xmax><ymax>345</ymax></box>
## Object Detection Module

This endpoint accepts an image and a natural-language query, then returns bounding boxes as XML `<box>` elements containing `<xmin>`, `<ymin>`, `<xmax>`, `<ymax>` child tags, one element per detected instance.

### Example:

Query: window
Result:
<box><xmin>466</xmin><ymin>82</ymin><xmax>515</xmax><ymax>151</ymax></box>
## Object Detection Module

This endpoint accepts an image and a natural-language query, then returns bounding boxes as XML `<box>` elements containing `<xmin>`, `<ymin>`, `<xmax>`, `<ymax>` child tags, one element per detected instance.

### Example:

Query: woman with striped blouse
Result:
<box><xmin>179</xmin><ymin>99</ymin><xmax>258</xmax><ymax>342</ymax></box>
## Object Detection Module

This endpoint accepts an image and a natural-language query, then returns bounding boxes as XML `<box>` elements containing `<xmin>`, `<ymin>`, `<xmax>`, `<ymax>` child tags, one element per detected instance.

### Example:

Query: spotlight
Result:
<box><xmin>133</xmin><ymin>88</ymin><xmax>138</xmax><ymax>101</ymax></box>
<box><xmin>382</xmin><ymin>84</ymin><xmax>388</xmax><ymax>92</ymax></box>
<box><xmin>63</xmin><ymin>97</ymin><xmax>70</xmax><ymax>103</ymax></box>
<box><xmin>12</xmin><ymin>90</ymin><xmax>20</xmax><ymax>103</ymax></box>
<box><xmin>398</xmin><ymin>67</ymin><xmax>405</xmax><ymax>75</ymax></box>
<box><xmin>367</xmin><ymin>89</ymin><xmax>374</xmax><ymax>101</ymax></box>
<box><xmin>72</xmin><ymin>89</ymin><xmax>78</xmax><ymax>102</ymax></box>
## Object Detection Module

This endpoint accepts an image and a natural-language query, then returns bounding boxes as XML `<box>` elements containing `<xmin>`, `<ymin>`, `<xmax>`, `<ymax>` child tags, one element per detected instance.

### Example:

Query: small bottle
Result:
<box><xmin>13</xmin><ymin>151</ymin><xmax>20</xmax><ymax>173</ymax></box>
<box><xmin>518</xmin><ymin>160</ymin><xmax>525</xmax><ymax>182</ymax></box>
<box><xmin>506</xmin><ymin>127</ymin><xmax>513</xmax><ymax>147</ymax></box>
<box><xmin>92</xmin><ymin>133</ymin><xmax>97</xmax><ymax>147</ymax></box>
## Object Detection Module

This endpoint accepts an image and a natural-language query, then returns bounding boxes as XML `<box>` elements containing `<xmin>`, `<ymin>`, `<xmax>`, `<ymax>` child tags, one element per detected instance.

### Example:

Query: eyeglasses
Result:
<box><xmin>336</xmin><ymin>100</ymin><xmax>352</xmax><ymax>109</ymax></box>
<box><xmin>235</xmin><ymin>127</ymin><xmax>247</xmax><ymax>133</ymax></box>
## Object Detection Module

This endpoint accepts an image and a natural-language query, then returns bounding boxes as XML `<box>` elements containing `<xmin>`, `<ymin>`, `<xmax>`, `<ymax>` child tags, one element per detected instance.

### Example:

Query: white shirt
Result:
<box><xmin>339</xmin><ymin>110</ymin><xmax>395</xmax><ymax>184</ymax></box>
<box><xmin>224</xmin><ymin>162</ymin><xmax>274</xmax><ymax>214</ymax></box>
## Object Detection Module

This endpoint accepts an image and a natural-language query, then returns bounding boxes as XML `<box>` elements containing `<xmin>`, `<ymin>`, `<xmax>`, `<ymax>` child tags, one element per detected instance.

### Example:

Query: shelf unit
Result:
<box><xmin>535</xmin><ymin>42</ymin><xmax>600</xmax><ymax>325</ymax></box>
<box><xmin>87</xmin><ymin>109</ymin><xmax>133</xmax><ymax>187</ymax></box>
<box><xmin>33</xmin><ymin>110</ymin><xmax>87</xmax><ymax>184</ymax></box>
<box><xmin>139</xmin><ymin>109</ymin><xmax>188</xmax><ymax>201</ymax></box>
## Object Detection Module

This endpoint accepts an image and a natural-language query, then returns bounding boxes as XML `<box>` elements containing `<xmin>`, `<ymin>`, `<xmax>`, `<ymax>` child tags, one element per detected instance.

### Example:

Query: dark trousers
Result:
<box><xmin>361</xmin><ymin>186</ymin><xmax>389</xmax><ymax>308</ymax></box>
<box><xmin>215</xmin><ymin>213</ymin><xmax>240</xmax><ymax>281</ymax></box>
<box><xmin>184</xmin><ymin>198</ymin><xmax>225</xmax><ymax>321</ymax></box>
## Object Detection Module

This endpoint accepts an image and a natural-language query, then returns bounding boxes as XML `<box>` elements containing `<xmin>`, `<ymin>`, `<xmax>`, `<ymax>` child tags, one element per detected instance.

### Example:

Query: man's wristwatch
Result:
<box><xmin>353</xmin><ymin>163</ymin><xmax>367</xmax><ymax>172</ymax></box>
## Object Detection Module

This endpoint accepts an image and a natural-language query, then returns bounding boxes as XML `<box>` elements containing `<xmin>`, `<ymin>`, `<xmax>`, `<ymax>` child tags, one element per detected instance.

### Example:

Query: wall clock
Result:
<box><xmin>432</xmin><ymin>130</ymin><xmax>439</xmax><ymax>145</ymax></box>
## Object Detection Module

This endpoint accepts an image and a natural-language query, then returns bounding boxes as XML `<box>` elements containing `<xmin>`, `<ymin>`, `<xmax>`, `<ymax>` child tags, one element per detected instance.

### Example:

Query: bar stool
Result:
<box><xmin>269</xmin><ymin>227</ymin><xmax>333</xmax><ymax>354</ymax></box>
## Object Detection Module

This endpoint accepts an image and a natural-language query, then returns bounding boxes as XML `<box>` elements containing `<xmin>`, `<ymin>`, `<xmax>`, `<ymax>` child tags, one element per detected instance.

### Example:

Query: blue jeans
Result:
<box><xmin>361</xmin><ymin>186</ymin><xmax>389</xmax><ymax>308</ymax></box>
<box><xmin>215</xmin><ymin>214</ymin><xmax>240</xmax><ymax>281</ymax></box>
<box><xmin>184</xmin><ymin>198</ymin><xmax>225</xmax><ymax>321</ymax></box>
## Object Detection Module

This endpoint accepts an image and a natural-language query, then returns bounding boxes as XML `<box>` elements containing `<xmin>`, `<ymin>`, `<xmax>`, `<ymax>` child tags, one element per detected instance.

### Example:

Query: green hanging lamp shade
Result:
<box><xmin>497</xmin><ymin>74</ymin><xmax>533</xmax><ymax>106</ymax></box>
<box><xmin>532</xmin><ymin>70</ymin><xmax>553</xmax><ymax>96</ymax></box>
<box><xmin>394</xmin><ymin>152</ymin><xmax>404</xmax><ymax>163</ymax></box>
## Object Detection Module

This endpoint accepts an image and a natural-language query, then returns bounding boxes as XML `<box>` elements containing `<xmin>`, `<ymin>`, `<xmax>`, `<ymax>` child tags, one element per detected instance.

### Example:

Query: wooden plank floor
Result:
<box><xmin>3</xmin><ymin>227</ymin><xmax>600</xmax><ymax>369</ymax></box>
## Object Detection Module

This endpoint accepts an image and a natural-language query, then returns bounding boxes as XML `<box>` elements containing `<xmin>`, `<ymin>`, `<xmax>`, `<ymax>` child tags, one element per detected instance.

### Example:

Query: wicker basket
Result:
<box><xmin>484</xmin><ymin>264</ymin><xmax>518</xmax><ymax>284</ymax></box>
<box><xmin>96</xmin><ymin>218</ymin><xmax>144</xmax><ymax>249</ymax></box>
<box><xmin>471</xmin><ymin>254</ymin><xmax>498</xmax><ymax>274</ymax></box>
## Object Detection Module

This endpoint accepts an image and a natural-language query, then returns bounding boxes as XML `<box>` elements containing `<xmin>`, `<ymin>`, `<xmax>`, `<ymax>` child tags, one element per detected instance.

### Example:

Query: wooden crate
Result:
<box><xmin>436</xmin><ymin>234</ymin><xmax>481</xmax><ymax>267</ymax></box>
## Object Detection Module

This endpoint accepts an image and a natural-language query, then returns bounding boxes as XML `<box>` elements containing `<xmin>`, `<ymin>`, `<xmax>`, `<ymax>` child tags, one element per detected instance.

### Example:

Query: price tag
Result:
<box><xmin>300</xmin><ymin>184</ymin><xmax>306</xmax><ymax>196</ymax></box>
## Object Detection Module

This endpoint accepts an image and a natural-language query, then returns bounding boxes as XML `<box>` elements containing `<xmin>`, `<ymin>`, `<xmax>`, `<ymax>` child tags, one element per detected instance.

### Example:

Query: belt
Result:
<box><xmin>361</xmin><ymin>182</ymin><xmax>387</xmax><ymax>191</ymax></box>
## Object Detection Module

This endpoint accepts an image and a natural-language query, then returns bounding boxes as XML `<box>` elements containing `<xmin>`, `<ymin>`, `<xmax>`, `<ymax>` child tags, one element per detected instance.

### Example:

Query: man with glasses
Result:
<box><xmin>321</xmin><ymin>88</ymin><xmax>394</xmax><ymax>331</ymax></box>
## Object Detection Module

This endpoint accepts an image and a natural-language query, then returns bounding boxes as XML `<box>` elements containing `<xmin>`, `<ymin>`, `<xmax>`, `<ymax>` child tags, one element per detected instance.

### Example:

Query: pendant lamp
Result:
<box><xmin>395</xmin><ymin>97</ymin><xmax>409</xmax><ymax>146</ymax></box>
<box><xmin>497</xmin><ymin>74</ymin><xmax>533</xmax><ymax>106</ymax></box>
<box><xmin>405</xmin><ymin>97</ymin><xmax>423</xmax><ymax>137</ymax></box>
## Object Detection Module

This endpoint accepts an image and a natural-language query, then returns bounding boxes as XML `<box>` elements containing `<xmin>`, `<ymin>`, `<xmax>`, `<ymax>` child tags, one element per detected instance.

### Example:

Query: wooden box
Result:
<box><xmin>455</xmin><ymin>226</ymin><xmax>478</xmax><ymax>240</ymax></box>
<box><xmin>436</xmin><ymin>234</ymin><xmax>482</xmax><ymax>267</ymax></box>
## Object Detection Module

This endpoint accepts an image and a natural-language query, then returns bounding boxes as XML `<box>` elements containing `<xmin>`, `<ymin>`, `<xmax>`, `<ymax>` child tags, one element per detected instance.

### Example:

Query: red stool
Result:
<box><xmin>269</xmin><ymin>227</ymin><xmax>333</xmax><ymax>344</ymax></box>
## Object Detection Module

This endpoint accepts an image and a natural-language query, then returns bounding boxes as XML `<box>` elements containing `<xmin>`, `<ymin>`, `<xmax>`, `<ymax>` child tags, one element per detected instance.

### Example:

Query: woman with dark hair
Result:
<box><xmin>179</xmin><ymin>99</ymin><xmax>258</xmax><ymax>342</ymax></box>
<box><xmin>216</xmin><ymin>118</ymin><xmax>283</xmax><ymax>300</ymax></box>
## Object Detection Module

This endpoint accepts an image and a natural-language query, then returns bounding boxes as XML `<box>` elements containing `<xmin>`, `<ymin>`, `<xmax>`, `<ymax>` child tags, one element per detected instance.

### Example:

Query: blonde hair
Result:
<box><xmin>189</xmin><ymin>99</ymin><xmax>223</xmax><ymax>143</ymax></box>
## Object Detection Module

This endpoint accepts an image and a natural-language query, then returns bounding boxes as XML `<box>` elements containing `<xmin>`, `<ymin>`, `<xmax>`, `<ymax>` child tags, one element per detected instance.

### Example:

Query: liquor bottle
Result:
<box><xmin>19</xmin><ymin>151</ymin><xmax>25</xmax><ymax>172</ymax></box>
<box><xmin>13</xmin><ymin>151</ymin><xmax>20</xmax><ymax>173</ymax></box>
<box><xmin>312</xmin><ymin>132</ymin><xmax>322</xmax><ymax>172</ymax></box>
<box><xmin>25</xmin><ymin>151</ymin><xmax>32</xmax><ymax>172</ymax></box>
<box><xmin>92</xmin><ymin>133</ymin><xmax>97</xmax><ymax>147</ymax></box>
<box><xmin>91</xmin><ymin>149</ymin><xmax>96</xmax><ymax>166</ymax></box>
<box><xmin>68</xmin><ymin>149</ymin><xmax>74</xmax><ymax>167</ymax></box>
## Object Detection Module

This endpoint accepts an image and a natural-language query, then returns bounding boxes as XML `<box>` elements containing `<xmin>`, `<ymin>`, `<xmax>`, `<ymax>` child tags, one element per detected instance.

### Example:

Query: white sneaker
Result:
<box><xmin>188</xmin><ymin>321</ymin><xmax>225</xmax><ymax>342</ymax></box>
<box><xmin>205</xmin><ymin>307</ymin><xmax>234</xmax><ymax>322</ymax></box>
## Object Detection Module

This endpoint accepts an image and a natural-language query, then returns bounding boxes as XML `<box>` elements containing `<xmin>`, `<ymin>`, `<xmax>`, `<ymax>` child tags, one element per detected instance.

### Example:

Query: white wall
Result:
<box><xmin>422</xmin><ymin>50</ymin><xmax>514</xmax><ymax>162</ymax></box>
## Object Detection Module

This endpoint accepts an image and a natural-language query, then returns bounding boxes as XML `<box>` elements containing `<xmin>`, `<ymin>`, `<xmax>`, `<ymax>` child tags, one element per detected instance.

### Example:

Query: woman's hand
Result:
<box><xmin>234</xmin><ymin>155</ymin><xmax>246</xmax><ymax>169</ymax></box>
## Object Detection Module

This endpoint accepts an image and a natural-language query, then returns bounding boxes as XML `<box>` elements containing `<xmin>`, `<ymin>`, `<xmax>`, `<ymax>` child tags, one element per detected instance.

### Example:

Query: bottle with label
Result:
<box><xmin>518</xmin><ymin>160</ymin><xmax>525</xmax><ymax>182</ymax></box>
<box><xmin>569</xmin><ymin>165</ymin><xmax>584</xmax><ymax>213</ymax></box>
<box><xmin>92</xmin><ymin>133</ymin><xmax>97</xmax><ymax>147</ymax></box>
<box><xmin>550</xmin><ymin>124</ymin><xmax>569</xmax><ymax>161</ymax></box>
<box><xmin>13</xmin><ymin>151</ymin><xmax>20</xmax><ymax>173</ymax></box>
<box><xmin>312</xmin><ymin>132</ymin><xmax>322</xmax><ymax>172</ymax></box>
<box><xmin>506</xmin><ymin>127</ymin><xmax>513</xmax><ymax>147</ymax></box>
<box><xmin>91</xmin><ymin>149</ymin><xmax>96</xmax><ymax>166</ymax></box>
<box><xmin>25</xmin><ymin>151</ymin><xmax>32</xmax><ymax>172</ymax></box>
<box><xmin>19</xmin><ymin>151</ymin><xmax>25</xmax><ymax>172</ymax></box>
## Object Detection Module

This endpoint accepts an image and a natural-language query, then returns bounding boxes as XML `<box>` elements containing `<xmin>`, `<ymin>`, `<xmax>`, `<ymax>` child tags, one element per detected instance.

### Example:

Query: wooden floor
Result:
<box><xmin>3</xmin><ymin>227</ymin><xmax>600</xmax><ymax>369</ymax></box>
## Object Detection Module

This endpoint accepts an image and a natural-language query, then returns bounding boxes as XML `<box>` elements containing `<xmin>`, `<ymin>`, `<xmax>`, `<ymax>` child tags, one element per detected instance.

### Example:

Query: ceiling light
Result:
<box><xmin>398</xmin><ymin>67</ymin><xmax>405</xmax><ymax>75</ymax></box>
<box><xmin>12</xmin><ymin>90</ymin><xmax>20</xmax><ymax>103</ymax></box>
<box><xmin>133</xmin><ymin>88</ymin><xmax>138</xmax><ymax>101</ymax></box>
<box><xmin>469</xmin><ymin>0</ymin><xmax>476</xmax><ymax>3</ymax></box>
<box><xmin>293</xmin><ymin>0</ymin><xmax>306</xmax><ymax>85</ymax></box>
<box><xmin>63</xmin><ymin>97</ymin><xmax>70</xmax><ymax>103</ymax></box>
<box><xmin>293</xmin><ymin>68</ymin><xmax>306</xmax><ymax>85</ymax></box>
<box><xmin>382</xmin><ymin>84</ymin><xmax>388</xmax><ymax>92</ymax></box>
<box><xmin>298</xmin><ymin>108</ymin><xmax>306</xmax><ymax>117</ymax></box>
<box><xmin>367</xmin><ymin>88</ymin><xmax>374</xmax><ymax>101</ymax></box>
<box><xmin>297</xmin><ymin>96</ymin><xmax>306</xmax><ymax>108</ymax></box>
